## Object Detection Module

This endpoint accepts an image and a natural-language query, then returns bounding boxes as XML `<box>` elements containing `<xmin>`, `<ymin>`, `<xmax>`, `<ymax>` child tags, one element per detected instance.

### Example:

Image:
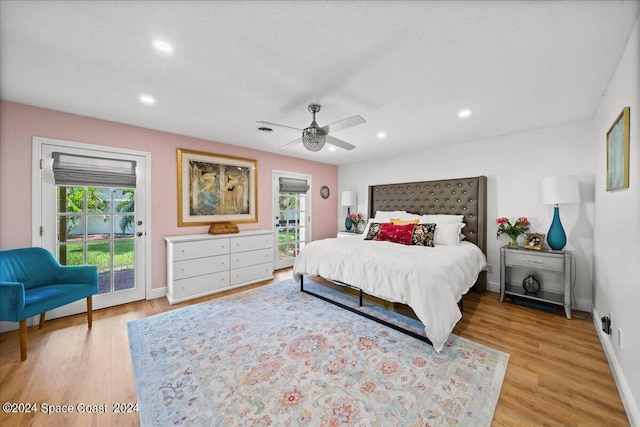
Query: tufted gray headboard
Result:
<box><xmin>368</xmin><ymin>176</ymin><xmax>487</xmax><ymax>292</ymax></box>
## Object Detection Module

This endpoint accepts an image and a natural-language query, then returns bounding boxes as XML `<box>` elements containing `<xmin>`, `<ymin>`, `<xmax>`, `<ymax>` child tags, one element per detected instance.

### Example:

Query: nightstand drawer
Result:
<box><xmin>504</xmin><ymin>251</ymin><xmax>564</xmax><ymax>272</ymax></box>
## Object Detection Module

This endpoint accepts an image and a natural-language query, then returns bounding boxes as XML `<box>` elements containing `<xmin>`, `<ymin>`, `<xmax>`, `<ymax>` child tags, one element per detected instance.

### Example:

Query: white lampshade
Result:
<box><xmin>540</xmin><ymin>175</ymin><xmax>580</xmax><ymax>205</ymax></box>
<box><xmin>341</xmin><ymin>191</ymin><xmax>357</xmax><ymax>207</ymax></box>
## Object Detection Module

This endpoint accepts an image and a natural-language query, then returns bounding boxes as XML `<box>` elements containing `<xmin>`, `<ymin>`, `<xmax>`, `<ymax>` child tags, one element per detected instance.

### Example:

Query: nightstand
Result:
<box><xmin>337</xmin><ymin>231</ymin><xmax>361</xmax><ymax>238</ymax></box>
<box><xmin>500</xmin><ymin>246</ymin><xmax>573</xmax><ymax>319</ymax></box>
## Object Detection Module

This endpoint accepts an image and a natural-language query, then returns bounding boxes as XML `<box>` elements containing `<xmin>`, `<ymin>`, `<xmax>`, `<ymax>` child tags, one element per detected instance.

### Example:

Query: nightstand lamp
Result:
<box><xmin>540</xmin><ymin>175</ymin><xmax>580</xmax><ymax>251</ymax></box>
<box><xmin>341</xmin><ymin>191</ymin><xmax>357</xmax><ymax>231</ymax></box>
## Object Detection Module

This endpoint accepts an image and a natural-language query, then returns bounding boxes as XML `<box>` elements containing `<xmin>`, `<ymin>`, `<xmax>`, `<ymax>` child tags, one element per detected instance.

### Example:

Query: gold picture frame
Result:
<box><xmin>177</xmin><ymin>148</ymin><xmax>257</xmax><ymax>226</ymax></box>
<box><xmin>606</xmin><ymin>107</ymin><xmax>630</xmax><ymax>191</ymax></box>
<box><xmin>524</xmin><ymin>233</ymin><xmax>545</xmax><ymax>250</ymax></box>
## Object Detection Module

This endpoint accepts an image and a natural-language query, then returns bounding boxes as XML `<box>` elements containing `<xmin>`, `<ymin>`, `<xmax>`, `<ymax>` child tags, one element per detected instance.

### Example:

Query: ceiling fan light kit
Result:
<box><xmin>302</xmin><ymin>104</ymin><xmax>326</xmax><ymax>151</ymax></box>
<box><xmin>258</xmin><ymin>103</ymin><xmax>365</xmax><ymax>153</ymax></box>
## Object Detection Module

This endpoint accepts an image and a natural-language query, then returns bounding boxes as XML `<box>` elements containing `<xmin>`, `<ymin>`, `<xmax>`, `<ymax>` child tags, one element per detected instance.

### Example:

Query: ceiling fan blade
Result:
<box><xmin>279</xmin><ymin>137</ymin><xmax>302</xmax><ymax>150</ymax></box>
<box><xmin>256</xmin><ymin>120</ymin><xmax>302</xmax><ymax>132</ymax></box>
<box><xmin>326</xmin><ymin>135</ymin><xmax>356</xmax><ymax>151</ymax></box>
<box><xmin>320</xmin><ymin>115</ymin><xmax>365</xmax><ymax>134</ymax></box>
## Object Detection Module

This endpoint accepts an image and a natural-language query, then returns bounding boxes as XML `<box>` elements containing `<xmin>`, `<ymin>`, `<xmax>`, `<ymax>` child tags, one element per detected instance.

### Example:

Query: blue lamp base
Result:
<box><xmin>547</xmin><ymin>205</ymin><xmax>567</xmax><ymax>251</ymax></box>
<box><xmin>345</xmin><ymin>207</ymin><xmax>352</xmax><ymax>231</ymax></box>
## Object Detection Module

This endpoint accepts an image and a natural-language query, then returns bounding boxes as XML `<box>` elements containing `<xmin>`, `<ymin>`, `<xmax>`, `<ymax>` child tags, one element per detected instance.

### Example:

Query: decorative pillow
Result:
<box><xmin>390</xmin><ymin>218</ymin><xmax>420</xmax><ymax>225</ymax></box>
<box><xmin>411</xmin><ymin>223</ymin><xmax>436</xmax><ymax>247</ymax></box>
<box><xmin>434</xmin><ymin>222</ymin><xmax>466</xmax><ymax>246</ymax></box>
<box><xmin>363</xmin><ymin>222</ymin><xmax>384</xmax><ymax>240</ymax></box>
<box><xmin>374</xmin><ymin>223</ymin><xmax>415</xmax><ymax>245</ymax></box>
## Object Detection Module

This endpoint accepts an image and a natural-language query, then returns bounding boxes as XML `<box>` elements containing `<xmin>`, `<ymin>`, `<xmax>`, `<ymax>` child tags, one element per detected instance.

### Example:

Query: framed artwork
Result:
<box><xmin>606</xmin><ymin>106</ymin><xmax>630</xmax><ymax>191</ymax></box>
<box><xmin>177</xmin><ymin>148</ymin><xmax>257</xmax><ymax>226</ymax></box>
<box><xmin>524</xmin><ymin>233</ymin><xmax>545</xmax><ymax>251</ymax></box>
<box><xmin>320</xmin><ymin>185</ymin><xmax>330</xmax><ymax>199</ymax></box>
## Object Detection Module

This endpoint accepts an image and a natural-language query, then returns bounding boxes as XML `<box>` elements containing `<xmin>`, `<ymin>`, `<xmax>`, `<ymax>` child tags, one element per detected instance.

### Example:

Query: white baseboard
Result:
<box><xmin>0</xmin><ymin>320</ymin><xmax>18</xmax><ymax>333</ymax></box>
<box><xmin>592</xmin><ymin>308</ymin><xmax>638</xmax><ymax>427</ymax></box>
<box><xmin>1</xmin><ymin>288</ymin><xmax>167</xmax><ymax>333</ymax></box>
<box><xmin>487</xmin><ymin>280</ymin><xmax>500</xmax><ymax>293</ymax></box>
<box><xmin>149</xmin><ymin>286</ymin><xmax>167</xmax><ymax>300</ymax></box>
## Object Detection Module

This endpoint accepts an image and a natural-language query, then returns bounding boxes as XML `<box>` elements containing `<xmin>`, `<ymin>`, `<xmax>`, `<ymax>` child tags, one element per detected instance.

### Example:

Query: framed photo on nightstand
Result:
<box><xmin>524</xmin><ymin>233</ymin><xmax>545</xmax><ymax>250</ymax></box>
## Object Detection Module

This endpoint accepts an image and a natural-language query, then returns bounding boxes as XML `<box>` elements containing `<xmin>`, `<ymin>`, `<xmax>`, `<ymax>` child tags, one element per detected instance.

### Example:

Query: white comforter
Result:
<box><xmin>293</xmin><ymin>238</ymin><xmax>487</xmax><ymax>352</ymax></box>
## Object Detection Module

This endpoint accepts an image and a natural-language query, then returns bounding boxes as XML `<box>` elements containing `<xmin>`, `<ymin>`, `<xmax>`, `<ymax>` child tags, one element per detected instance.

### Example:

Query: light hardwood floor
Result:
<box><xmin>0</xmin><ymin>269</ymin><xmax>629</xmax><ymax>426</ymax></box>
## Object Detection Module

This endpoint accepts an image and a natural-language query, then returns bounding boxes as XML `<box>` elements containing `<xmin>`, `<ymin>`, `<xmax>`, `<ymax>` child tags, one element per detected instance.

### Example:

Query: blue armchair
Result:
<box><xmin>0</xmin><ymin>247</ymin><xmax>98</xmax><ymax>361</ymax></box>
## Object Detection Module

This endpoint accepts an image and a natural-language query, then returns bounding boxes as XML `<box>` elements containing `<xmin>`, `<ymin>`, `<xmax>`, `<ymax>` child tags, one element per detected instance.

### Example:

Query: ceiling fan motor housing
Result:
<box><xmin>302</xmin><ymin>103</ymin><xmax>326</xmax><ymax>151</ymax></box>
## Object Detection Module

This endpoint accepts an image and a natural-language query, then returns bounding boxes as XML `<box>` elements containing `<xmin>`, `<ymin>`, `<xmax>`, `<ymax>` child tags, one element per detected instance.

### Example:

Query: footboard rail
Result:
<box><xmin>299</xmin><ymin>275</ymin><xmax>434</xmax><ymax>346</ymax></box>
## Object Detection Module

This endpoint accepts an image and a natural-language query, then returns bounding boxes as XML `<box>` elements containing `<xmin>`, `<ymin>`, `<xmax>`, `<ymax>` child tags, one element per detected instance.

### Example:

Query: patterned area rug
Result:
<box><xmin>128</xmin><ymin>279</ymin><xmax>509</xmax><ymax>426</ymax></box>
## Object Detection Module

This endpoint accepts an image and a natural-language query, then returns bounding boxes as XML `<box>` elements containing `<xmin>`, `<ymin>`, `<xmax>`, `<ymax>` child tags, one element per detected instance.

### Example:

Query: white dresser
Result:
<box><xmin>165</xmin><ymin>230</ymin><xmax>274</xmax><ymax>304</ymax></box>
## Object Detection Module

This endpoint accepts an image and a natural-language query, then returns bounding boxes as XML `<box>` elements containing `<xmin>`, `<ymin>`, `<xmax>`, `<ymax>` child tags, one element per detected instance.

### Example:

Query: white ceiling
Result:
<box><xmin>1</xmin><ymin>1</ymin><xmax>639</xmax><ymax>165</ymax></box>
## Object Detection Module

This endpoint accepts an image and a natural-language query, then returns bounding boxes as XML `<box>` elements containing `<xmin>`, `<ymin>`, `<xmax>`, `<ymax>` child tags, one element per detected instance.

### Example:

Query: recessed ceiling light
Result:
<box><xmin>377</xmin><ymin>131</ymin><xmax>386</xmax><ymax>139</ymax></box>
<box><xmin>458</xmin><ymin>109</ymin><xmax>472</xmax><ymax>118</ymax></box>
<box><xmin>139</xmin><ymin>94</ymin><xmax>156</xmax><ymax>105</ymax></box>
<box><xmin>328</xmin><ymin>146</ymin><xmax>336</xmax><ymax>152</ymax></box>
<box><xmin>153</xmin><ymin>39</ymin><xmax>173</xmax><ymax>53</ymax></box>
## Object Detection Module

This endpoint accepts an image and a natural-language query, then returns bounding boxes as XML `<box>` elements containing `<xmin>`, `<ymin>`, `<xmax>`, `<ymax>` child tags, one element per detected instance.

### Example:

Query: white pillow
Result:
<box><xmin>434</xmin><ymin>223</ymin><xmax>466</xmax><ymax>246</ymax></box>
<box><xmin>374</xmin><ymin>210</ymin><xmax>409</xmax><ymax>221</ymax></box>
<box><xmin>422</xmin><ymin>214</ymin><xmax>464</xmax><ymax>224</ymax></box>
<box><xmin>395</xmin><ymin>213</ymin><xmax>422</xmax><ymax>221</ymax></box>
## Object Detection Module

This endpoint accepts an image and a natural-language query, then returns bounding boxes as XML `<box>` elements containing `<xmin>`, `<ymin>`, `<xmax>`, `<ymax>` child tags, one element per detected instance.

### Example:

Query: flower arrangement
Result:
<box><xmin>348</xmin><ymin>213</ymin><xmax>364</xmax><ymax>232</ymax></box>
<box><xmin>496</xmin><ymin>216</ymin><xmax>530</xmax><ymax>247</ymax></box>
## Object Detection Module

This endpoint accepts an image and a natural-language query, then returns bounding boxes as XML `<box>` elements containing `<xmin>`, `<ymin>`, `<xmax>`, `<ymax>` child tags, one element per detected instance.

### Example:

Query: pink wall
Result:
<box><xmin>0</xmin><ymin>101</ymin><xmax>338</xmax><ymax>290</ymax></box>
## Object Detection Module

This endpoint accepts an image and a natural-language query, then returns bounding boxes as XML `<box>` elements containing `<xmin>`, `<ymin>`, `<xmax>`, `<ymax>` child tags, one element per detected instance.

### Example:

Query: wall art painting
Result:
<box><xmin>606</xmin><ymin>106</ymin><xmax>630</xmax><ymax>191</ymax></box>
<box><xmin>177</xmin><ymin>148</ymin><xmax>257</xmax><ymax>226</ymax></box>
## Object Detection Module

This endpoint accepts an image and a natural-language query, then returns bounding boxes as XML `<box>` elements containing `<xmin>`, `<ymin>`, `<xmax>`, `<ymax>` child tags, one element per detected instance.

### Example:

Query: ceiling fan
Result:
<box><xmin>257</xmin><ymin>103</ymin><xmax>365</xmax><ymax>152</ymax></box>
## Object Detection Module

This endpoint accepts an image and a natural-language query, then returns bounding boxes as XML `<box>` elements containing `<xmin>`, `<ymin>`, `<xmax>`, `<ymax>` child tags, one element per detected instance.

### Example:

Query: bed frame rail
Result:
<box><xmin>300</xmin><ymin>275</ymin><xmax>434</xmax><ymax>345</ymax></box>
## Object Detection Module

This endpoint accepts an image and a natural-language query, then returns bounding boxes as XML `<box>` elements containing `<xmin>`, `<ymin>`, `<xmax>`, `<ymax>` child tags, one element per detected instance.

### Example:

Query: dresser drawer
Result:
<box><xmin>170</xmin><ymin>271</ymin><xmax>230</xmax><ymax>300</ymax></box>
<box><xmin>230</xmin><ymin>262</ymin><xmax>273</xmax><ymax>286</ymax></box>
<box><xmin>173</xmin><ymin>255</ymin><xmax>230</xmax><ymax>280</ymax></box>
<box><xmin>504</xmin><ymin>251</ymin><xmax>564</xmax><ymax>272</ymax></box>
<box><xmin>230</xmin><ymin>234</ymin><xmax>272</xmax><ymax>253</ymax></box>
<box><xmin>172</xmin><ymin>238</ymin><xmax>229</xmax><ymax>261</ymax></box>
<box><xmin>230</xmin><ymin>248</ymin><xmax>273</xmax><ymax>269</ymax></box>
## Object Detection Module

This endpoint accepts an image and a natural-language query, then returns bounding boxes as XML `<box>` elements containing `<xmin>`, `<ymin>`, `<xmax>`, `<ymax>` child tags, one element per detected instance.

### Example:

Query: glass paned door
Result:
<box><xmin>56</xmin><ymin>186</ymin><xmax>136</xmax><ymax>294</ymax></box>
<box><xmin>274</xmin><ymin>172</ymin><xmax>310</xmax><ymax>269</ymax></box>
<box><xmin>37</xmin><ymin>140</ymin><xmax>147</xmax><ymax>319</ymax></box>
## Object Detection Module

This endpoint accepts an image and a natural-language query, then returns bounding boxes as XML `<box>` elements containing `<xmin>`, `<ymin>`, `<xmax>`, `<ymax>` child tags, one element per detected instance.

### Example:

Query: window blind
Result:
<box><xmin>52</xmin><ymin>152</ymin><xmax>137</xmax><ymax>188</ymax></box>
<box><xmin>279</xmin><ymin>177</ymin><xmax>309</xmax><ymax>194</ymax></box>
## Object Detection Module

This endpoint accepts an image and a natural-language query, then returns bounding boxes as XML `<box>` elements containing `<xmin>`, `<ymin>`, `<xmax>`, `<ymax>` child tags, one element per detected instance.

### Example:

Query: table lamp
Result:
<box><xmin>341</xmin><ymin>191</ymin><xmax>357</xmax><ymax>230</ymax></box>
<box><xmin>540</xmin><ymin>175</ymin><xmax>580</xmax><ymax>251</ymax></box>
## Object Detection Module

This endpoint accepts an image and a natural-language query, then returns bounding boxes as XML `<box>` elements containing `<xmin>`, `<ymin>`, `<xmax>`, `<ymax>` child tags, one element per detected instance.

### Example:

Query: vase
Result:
<box><xmin>508</xmin><ymin>238</ymin><xmax>518</xmax><ymax>248</ymax></box>
<box><xmin>522</xmin><ymin>275</ymin><xmax>540</xmax><ymax>293</ymax></box>
<box><xmin>547</xmin><ymin>205</ymin><xmax>567</xmax><ymax>251</ymax></box>
<box><xmin>345</xmin><ymin>216</ymin><xmax>352</xmax><ymax>231</ymax></box>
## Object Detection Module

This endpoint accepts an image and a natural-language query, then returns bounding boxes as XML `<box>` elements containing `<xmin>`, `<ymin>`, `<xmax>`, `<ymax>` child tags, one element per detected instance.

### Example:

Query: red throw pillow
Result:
<box><xmin>374</xmin><ymin>223</ymin><xmax>415</xmax><ymax>245</ymax></box>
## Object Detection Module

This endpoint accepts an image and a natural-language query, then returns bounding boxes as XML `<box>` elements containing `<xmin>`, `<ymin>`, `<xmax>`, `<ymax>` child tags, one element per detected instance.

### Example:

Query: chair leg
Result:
<box><xmin>19</xmin><ymin>320</ymin><xmax>27</xmax><ymax>361</ymax></box>
<box><xmin>39</xmin><ymin>312</ymin><xmax>46</xmax><ymax>329</ymax></box>
<box><xmin>87</xmin><ymin>296</ymin><xmax>93</xmax><ymax>329</ymax></box>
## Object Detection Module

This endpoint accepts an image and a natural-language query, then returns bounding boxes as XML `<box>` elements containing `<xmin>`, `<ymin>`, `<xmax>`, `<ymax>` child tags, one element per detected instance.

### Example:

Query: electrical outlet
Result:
<box><xmin>601</xmin><ymin>316</ymin><xmax>611</xmax><ymax>334</ymax></box>
<box><xmin>618</xmin><ymin>328</ymin><xmax>622</xmax><ymax>348</ymax></box>
<box><xmin>609</xmin><ymin>311</ymin><xmax>613</xmax><ymax>330</ymax></box>
<box><xmin>486</xmin><ymin>265</ymin><xmax>494</xmax><ymax>274</ymax></box>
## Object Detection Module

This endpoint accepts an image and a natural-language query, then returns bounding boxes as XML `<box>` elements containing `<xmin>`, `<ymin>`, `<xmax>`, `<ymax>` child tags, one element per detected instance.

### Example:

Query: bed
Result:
<box><xmin>293</xmin><ymin>176</ymin><xmax>487</xmax><ymax>352</ymax></box>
